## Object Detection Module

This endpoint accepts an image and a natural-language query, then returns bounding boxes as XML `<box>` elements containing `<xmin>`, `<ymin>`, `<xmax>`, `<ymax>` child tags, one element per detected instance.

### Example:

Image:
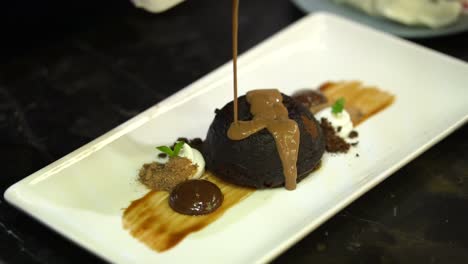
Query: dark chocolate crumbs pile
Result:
<box><xmin>175</xmin><ymin>137</ymin><xmax>204</xmax><ymax>152</ymax></box>
<box><xmin>320</xmin><ymin>118</ymin><xmax>351</xmax><ymax>153</ymax></box>
<box><xmin>349</xmin><ymin>131</ymin><xmax>359</xmax><ymax>138</ymax></box>
<box><xmin>138</xmin><ymin>157</ymin><xmax>197</xmax><ymax>191</ymax></box>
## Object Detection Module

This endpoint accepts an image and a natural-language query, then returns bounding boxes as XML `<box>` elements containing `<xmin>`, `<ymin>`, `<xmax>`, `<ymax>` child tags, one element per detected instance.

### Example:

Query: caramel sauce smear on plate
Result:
<box><xmin>318</xmin><ymin>81</ymin><xmax>395</xmax><ymax>125</ymax></box>
<box><xmin>123</xmin><ymin>172</ymin><xmax>253</xmax><ymax>252</ymax></box>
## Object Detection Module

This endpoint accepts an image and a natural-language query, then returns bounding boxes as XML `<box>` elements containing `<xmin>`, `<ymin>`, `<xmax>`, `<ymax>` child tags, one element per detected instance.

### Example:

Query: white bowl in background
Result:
<box><xmin>131</xmin><ymin>0</ymin><xmax>184</xmax><ymax>13</ymax></box>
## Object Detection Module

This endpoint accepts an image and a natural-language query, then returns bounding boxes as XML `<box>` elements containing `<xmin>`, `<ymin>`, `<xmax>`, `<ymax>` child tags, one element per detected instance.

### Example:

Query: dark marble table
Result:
<box><xmin>1</xmin><ymin>0</ymin><xmax>467</xmax><ymax>263</ymax></box>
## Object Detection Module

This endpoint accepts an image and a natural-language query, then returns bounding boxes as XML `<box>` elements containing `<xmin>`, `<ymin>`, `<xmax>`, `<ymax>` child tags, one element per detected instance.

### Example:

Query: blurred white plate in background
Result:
<box><xmin>292</xmin><ymin>0</ymin><xmax>468</xmax><ymax>38</ymax></box>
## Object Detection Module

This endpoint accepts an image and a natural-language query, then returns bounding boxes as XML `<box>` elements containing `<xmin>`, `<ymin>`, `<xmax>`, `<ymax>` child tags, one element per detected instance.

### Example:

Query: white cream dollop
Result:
<box><xmin>334</xmin><ymin>0</ymin><xmax>463</xmax><ymax>28</ymax></box>
<box><xmin>155</xmin><ymin>143</ymin><xmax>205</xmax><ymax>179</ymax></box>
<box><xmin>315</xmin><ymin>107</ymin><xmax>357</xmax><ymax>143</ymax></box>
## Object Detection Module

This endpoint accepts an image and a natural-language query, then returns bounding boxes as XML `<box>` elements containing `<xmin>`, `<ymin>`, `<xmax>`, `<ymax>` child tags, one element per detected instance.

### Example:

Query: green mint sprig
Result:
<box><xmin>156</xmin><ymin>141</ymin><xmax>185</xmax><ymax>157</ymax></box>
<box><xmin>332</xmin><ymin>97</ymin><xmax>345</xmax><ymax>115</ymax></box>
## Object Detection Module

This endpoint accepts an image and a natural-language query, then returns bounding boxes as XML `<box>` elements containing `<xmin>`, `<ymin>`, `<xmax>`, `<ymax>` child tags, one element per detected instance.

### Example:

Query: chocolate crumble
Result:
<box><xmin>320</xmin><ymin>118</ymin><xmax>350</xmax><ymax>153</ymax></box>
<box><xmin>139</xmin><ymin>156</ymin><xmax>198</xmax><ymax>192</ymax></box>
<box><xmin>349</xmin><ymin>131</ymin><xmax>359</xmax><ymax>138</ymax></box>
<box><xmin>175</xmin><ymin>137</ymin><xmax>204</xmax><ymax>152</ymax></box>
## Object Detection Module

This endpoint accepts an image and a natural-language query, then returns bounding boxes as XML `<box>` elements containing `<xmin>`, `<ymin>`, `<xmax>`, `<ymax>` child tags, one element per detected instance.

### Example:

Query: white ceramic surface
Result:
<box><xmin>4</xmin><ymin>13</ymin><xmax>468</xmax><ymax>264</ymax></box>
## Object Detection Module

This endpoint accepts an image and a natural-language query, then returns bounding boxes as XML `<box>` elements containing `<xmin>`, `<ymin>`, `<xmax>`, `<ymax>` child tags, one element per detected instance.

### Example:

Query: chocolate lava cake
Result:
<box><xmin>203</xmin><ymin>94</ymin><xmax>325</xmax><ymax>189</ymax></box>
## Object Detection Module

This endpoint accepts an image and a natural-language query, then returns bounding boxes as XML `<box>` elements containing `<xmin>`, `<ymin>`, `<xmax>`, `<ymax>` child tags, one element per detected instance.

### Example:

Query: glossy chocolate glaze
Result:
<box><xmin>205</xmin><ymin>94</ymin><xmax>325</xmax><ymax>189</ymax></box>
<box><xmin>228</xmin><ymin>90</ymin><xmax>300</xmax><ymax>190</ymax></box>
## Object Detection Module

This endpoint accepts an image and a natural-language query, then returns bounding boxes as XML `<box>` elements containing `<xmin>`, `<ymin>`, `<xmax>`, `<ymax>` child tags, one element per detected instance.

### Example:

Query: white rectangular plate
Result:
<box><xmin>5</xmin><ymin>13</ymin><xmax>468</xmax><ymax>264</ymax></box>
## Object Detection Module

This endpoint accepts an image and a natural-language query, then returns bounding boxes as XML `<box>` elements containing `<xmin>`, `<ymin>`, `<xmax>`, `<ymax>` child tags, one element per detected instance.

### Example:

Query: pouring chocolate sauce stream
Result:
<box><xmin>229</xmin><ymin>0</ymin><xmax>300</xmax><ymax>190</ymax></box>
<box><xmin>232</xmin><ymin>0</ymin><xmax>239</xmax><ymax>123</ymax></box>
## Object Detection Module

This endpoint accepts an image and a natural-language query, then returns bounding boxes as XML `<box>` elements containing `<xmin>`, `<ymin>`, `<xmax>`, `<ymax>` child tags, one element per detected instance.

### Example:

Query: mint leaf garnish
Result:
<box><xmin>156</xmin><ymin>146</ymin><xmax>174</xmax><ymax>156</ymax></box>
<box><xmin>332</xmin><ymin>97</ymin><xmax>345</xmax><ymax>114</ymax></box>
<box><xmin>156</xmin><ymin>141</ymin><xmax>185</xmax><ymax>157</ymax></box>
<box><xmin>173</xmin><ymin>141</ymin><xmax>185</xmax><ymax>156</ymax></box>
